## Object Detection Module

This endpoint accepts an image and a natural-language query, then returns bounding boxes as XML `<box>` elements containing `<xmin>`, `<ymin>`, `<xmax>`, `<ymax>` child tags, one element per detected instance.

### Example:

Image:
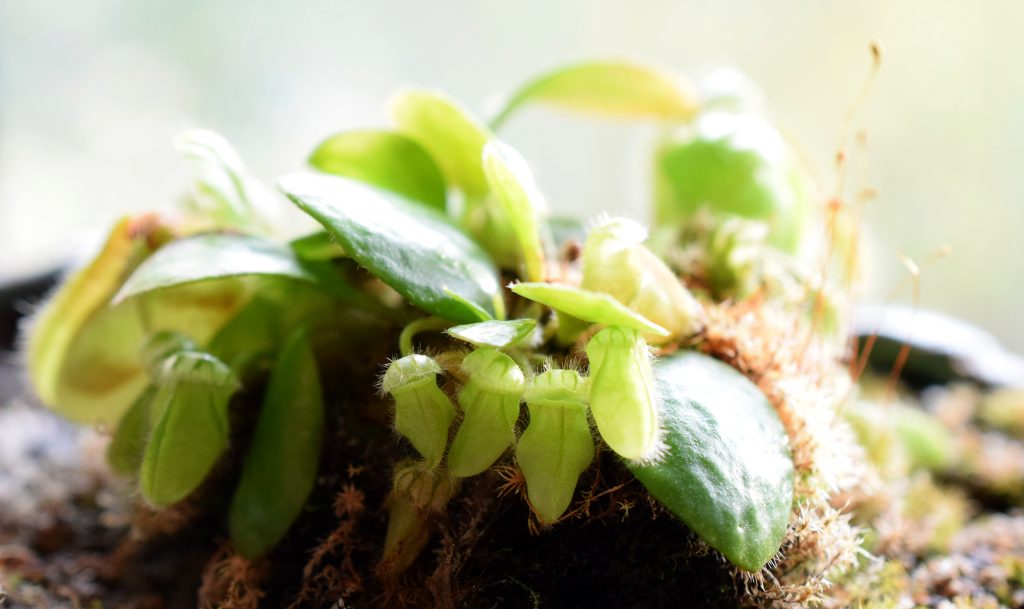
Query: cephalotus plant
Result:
<box><xmin>24</xmin><ymin>58</ymin><xmax>821</xmax><ymax>579</ymax></box>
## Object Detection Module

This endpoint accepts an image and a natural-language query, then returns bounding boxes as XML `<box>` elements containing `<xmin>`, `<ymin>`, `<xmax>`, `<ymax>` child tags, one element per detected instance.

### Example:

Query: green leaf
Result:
<box><xmin>491</xmin><ymin>60</ymin><xmax>698</xmax><ymax>129</ymax></box>
<box><xmin>107</xmin><ymin>385</ymin><xmax>157</xmax><ymax>476</ymax></box>
<box><xmin>229</xmin><ymin>328</ymin><xmax>325</xmax><ymax>558</ymax></box>
<box><xmin>309</xmin><ymin>129</ymin><xmax>447</xmax><ymax>211</ymax></box>
<box><xmin>115</xmin><ymin>233</ymin><xmax>319</xmax><ymax>302</ymax></box>
<box><xmin>390</xmin><ymin>89</ymin><xmax>493</xmax><ymax>198</ymax></box>
<box><xmin>446</xmin><ymin>319</ymin><xmax>537</xmax><ymax>349</ymax></box>
<box><xmin>654</xmin><ymin>111</ymin><xmax>811</xmax><ymax>252</ymax></box>
<box><xmin>442</xmin><ymin>288</ymin><xmax>497</xmax><ymax>322</ymax></box>
<box><xmin>289</xmin><ymin>230</ymin><xmax>346</xmax><ymax>261</ymax></box>
<box><xmin>280</xmin><ymin>172</ymin><xmax>501</xmax><ymax>323</ymax></box>
<box><xmin>141</xmin><ymin>351</ymin><xmax>239</xmax><ymax>506</ymax></box>
<box><xmin>510</xmin><ymin>282</ymin><xmax>668</xmax><ymax>337</ymax></box>
<box><xmin>207</xmin><ymin>295</ymin><xmax>285</xmax><ymax>373</ymax></box>
<box><xmin>482</xmin><ymin>141</ymin><xmax>548</xmax><ymax>282</ymax></box>
<box><xmin>629</xmin><ymin>351</ymin><xmax>793</xmax><ymax>572</ymax></box>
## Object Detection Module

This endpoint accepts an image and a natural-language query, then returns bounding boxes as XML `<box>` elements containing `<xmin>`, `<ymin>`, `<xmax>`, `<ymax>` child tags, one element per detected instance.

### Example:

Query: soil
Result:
<box><xmin>2</xmin><ymin>280</ymin><xmax>1023</xmax><ymax>609</ymax></box>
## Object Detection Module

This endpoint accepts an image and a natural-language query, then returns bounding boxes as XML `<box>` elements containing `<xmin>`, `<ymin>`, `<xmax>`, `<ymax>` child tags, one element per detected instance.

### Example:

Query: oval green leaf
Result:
<box><xmin>280</xmin><ymin>172</ymin><xmax>501</xmax><ymax>323</ymax></box>
<box><xmin>140</xmin><ymin>351</ymin><xmax>239</xmax><ymax>507</ymax></box>
<box><xmin>654</xmin><ymin>111</ymin><xmax>811</xmax><ymax>252</ymax></box>
<box><xmin>510</xmin><ymin>282</ymin><xmax>668</xmax><ymax>337</ymax></box>
<box><xmin>491</xmin><ymin>60</ymin><xmax>698</xmax><ymax>129</ymax></box>
<box><xmin>629</xmin><ymin>351</ymin><xmax>793</xmax><ymax>572</ymax></box>
<box><xmin>447</xmin><ymin>319</ymin><xmax>538</xmax><ymax>349</ymax></box>
<box><xmin>115</xmin><ymin>233</ymin><xmax>318</xmax><ymax>302</ymax></box>
<box><xmin>482</xmin><ymin>141</ymin><xmax>548</xmax><ymax>282</ymax></box>
<box><xmin>309</xmin><ymin>129</ymin><xmax>447</xmax><ymax>211</ymax></box>
<box><xmin>389</xmin><ymin>89</ymin><xmax>493</xmax><ymax>198</ymax></box>
<box><xmin>229</xmin><ymin>328</ymin><xmax>325</xmax><ymax>558</ymax></box>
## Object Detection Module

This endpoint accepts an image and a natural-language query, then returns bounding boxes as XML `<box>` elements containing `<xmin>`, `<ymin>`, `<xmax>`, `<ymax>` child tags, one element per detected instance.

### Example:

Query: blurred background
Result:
<box><xmin>1</xmin><ymin>0</ymin><xmax>1022</xmax><ymax>351</ymax></box>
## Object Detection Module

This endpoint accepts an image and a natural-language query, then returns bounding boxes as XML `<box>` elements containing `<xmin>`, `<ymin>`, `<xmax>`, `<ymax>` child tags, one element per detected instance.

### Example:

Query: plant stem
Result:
<box><xmin>399</xmin><ymin>317</ymin><xmax>452</xmax><ymax>356</ymax></box>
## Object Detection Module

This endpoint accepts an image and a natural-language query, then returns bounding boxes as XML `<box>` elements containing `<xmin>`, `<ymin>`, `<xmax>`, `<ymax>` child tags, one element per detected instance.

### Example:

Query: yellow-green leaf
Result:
<box><xmin>482</xmin><ymin>141</ymin><xmax>548</xmax><ymax>282</ymax></box>
<box><xmin>446</xmin><ymin>319</ymin><xmax>537</xmax><ymax>349</ymax></box>
<box><xmin>309</xmin><ymin>129</ymin><xmax>447</xmax><ymax>211</ymax></box>
<box><xmin>390</xmin><ymin>89</ymin><xmax>493</xmax><ymax>198</ymax></box>
<box><xmin>491</xmin><ymin>60</ymin><xmax>698</xmax><ymax>129</ymax></box>
<box><xmin>510</xmin><ymin>282</ymin><xmax>668</xmax><ymax>337</ymax></box>
<box><xmin>229</xmin><ymin>328</ymin><xmax>325</xmax><ymax>558</ymax></box>
<box><xmin>26</xmin><ymin>217</ymin><xmax>157</xmax><ymax>410</ymax></box>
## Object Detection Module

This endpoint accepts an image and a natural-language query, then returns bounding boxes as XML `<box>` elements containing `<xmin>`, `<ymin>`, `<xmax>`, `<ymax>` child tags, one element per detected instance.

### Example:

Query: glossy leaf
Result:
<box><xmin>442</xmin><ymin>288</ymin><xmax>498</xmax><ymax>322</ymax></box>
<box><xmin>446</xmin><ymin>319</ymin><xmax>537</xmax><ymax>349</ymax></box>
<box><xmin>140</xmin><ymin>351</ymin><xmax>239</xmax><ymax>506</ymax></box>
<box><xmin>491</xmin><ymin>60</ymin><xmax>698</xmax><ymax>129</ymax></box>
<box><xmin>309</xmin><ymin>129</ymin><xmax>447</xmax><ymax>211</ymax></box>
<box><xmin>281</xmin><ymin>172</ymin><xmax>501</xmax><ymax>322</ymax></box>
<box><xmin>629</xmin><ymin>351</ymin><xmax>793</xmax><ymax>572</ymax></box>
<box><xmin>229</xmin><ymin>328</ymin><xmax>325</xmax><ymax>558</ymax></box>
<box><xmin>510</xmin><ymin>282</ymin><xmax>668</xmax><ymax>337</ymax></box>
<box><xmin>389</xmin><ymin>89</ymin><xmax>492</xmax><ymax>198</ymax></box>
<box><xmin>116</xmin><ymin>233</ymin><xmax>318</xmax><ymax>302</ymax></box>
<box><xmin>482</xmin><ymin>141</ymin><xmax>547</xmax><ymax>282</ymax></box>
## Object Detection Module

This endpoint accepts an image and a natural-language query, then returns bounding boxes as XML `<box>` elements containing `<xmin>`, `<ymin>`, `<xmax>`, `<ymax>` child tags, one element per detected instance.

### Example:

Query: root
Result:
<box><xmin>197</xmin><ymin>544</ymin><xmax>267</xmax><ymax>609</ymax></box>
<box><xmin>289</xmin><ymin>478</ymin><xmax>368</xmax><ymax>608</ymax></box>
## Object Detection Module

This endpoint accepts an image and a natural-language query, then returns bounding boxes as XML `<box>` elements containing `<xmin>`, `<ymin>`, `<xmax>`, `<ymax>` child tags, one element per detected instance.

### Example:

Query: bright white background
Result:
<box><xmin>1</xmin><ymin>1</ymin><xmax>1022</xmax><ymax>350</ymax></box>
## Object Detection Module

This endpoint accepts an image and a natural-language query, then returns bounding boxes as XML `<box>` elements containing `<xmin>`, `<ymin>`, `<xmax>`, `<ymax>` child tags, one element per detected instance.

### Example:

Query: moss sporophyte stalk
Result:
<box><xmin>24</xmin><ymin>58</ymin><xmax>864</xmax><ymax>605</ymax></box>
